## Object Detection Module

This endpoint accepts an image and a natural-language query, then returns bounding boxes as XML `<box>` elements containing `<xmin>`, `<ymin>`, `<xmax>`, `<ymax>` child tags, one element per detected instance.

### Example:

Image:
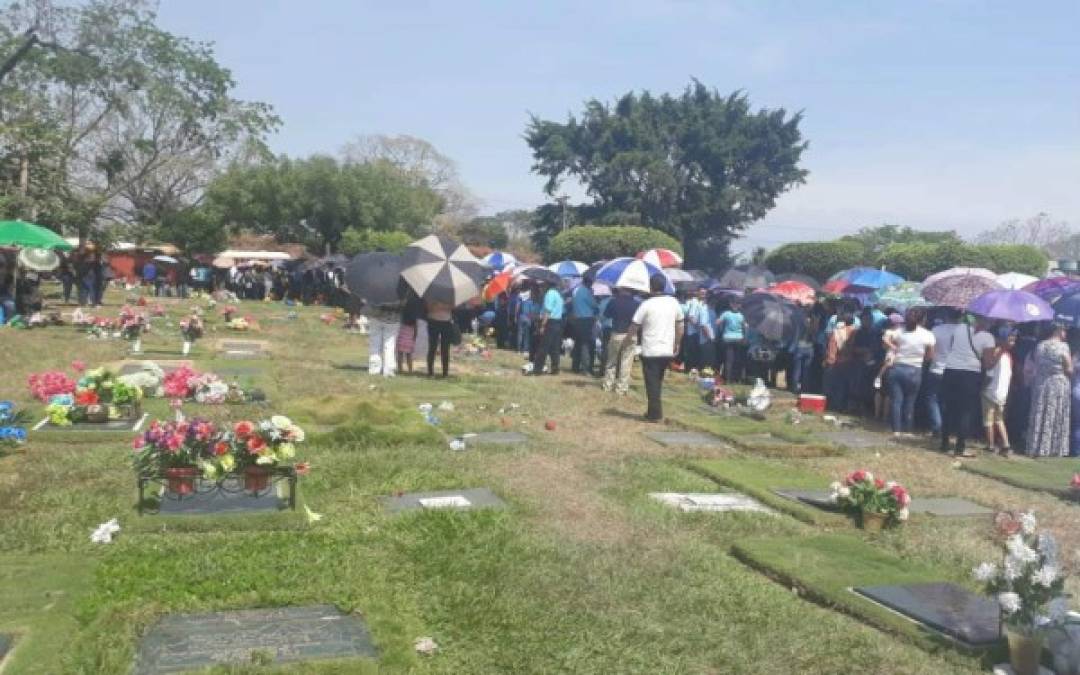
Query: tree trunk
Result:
<box><xmin>18</xmin><ymin>154</ymin><xmax>29</xmax><ymax>196</ymax></box>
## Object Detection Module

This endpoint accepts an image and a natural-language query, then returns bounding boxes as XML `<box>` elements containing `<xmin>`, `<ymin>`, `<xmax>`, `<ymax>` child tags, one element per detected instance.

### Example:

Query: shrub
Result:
<box><xmin>881</xmin><ymin>242</ymin><xmax>1048</xmax><ymax>279</ymax></box>
<box><xmin>547</xmin><ymin>226</ymin><xmax>682</xmax><ymax>263</ymax></box>
<box><xmin>764</xmin><ymin>241</ymin><xmax>864</xmax><ymax>281</ymax></box>
<box><xmin>968</xmin><ymin>244</ymin><xmax>1047</xmax><ymax>277</ymax></box>
<box><xmin>339</xmin><ymin>228</ymin><xmax>413</xmax><ymax>255</ymax></box>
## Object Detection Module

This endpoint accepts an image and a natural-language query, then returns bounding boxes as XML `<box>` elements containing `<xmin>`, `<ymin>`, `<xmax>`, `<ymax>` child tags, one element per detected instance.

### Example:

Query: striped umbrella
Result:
<box><xmin>637</xmin><ymin>248</ymin><xmax>683</xmax><ymax>269</ymax></box>
<box><xmin>482</xmin><ymin>251</ymin><xmax>517</xmax><ymax>270</ymax></box>
<box><xmin>596</xmin><ymin>257</ymin><xmax>673</xmax><ymax>294</ymax></box>
<box><xmin>548</xmin><ymin>260</ymin><xmax>588</xmax><ymax>277</ymax></box>
<box><xmin>401</xmin><ymin>235</ymin><xmax>487</xmax><ymax>307</ymax></box>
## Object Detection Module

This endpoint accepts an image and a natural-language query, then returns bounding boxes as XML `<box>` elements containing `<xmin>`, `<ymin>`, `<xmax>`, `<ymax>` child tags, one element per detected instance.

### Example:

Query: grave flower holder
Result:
<box><xmin>243</xmin><ymin>465</ymin><xmax>271</xmax><ymax>493</ymax></box>
<box><xmin>137</xmin><ymin>465</ymin><xmax>297</xmax><ymax>514</ymax></box>
<box><xmin>859</xmin><ymin>510</ymin><xmax>888</xmax><ymax>532</ymax></box>
<box><xmin>1006</xmin><ymin>626</ymin><xmax>1043</xmax><ymax>675</ymax></box>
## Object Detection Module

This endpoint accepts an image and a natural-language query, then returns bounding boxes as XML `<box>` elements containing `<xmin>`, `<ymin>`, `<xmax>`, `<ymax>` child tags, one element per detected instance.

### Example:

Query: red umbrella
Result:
<box><xmin>765</xmin><ymin>280</ymin><xmax>816</xmax><ymax>306</ymax></box>
<box><xmin>483</xmin><ymin>270</ymin><xmax>513</xmax><ymax>301</ymax></box>
<box><xmin>822</xmin><ymin>279</ymin><xmax>852</xmax><ymax>295</ymax></box>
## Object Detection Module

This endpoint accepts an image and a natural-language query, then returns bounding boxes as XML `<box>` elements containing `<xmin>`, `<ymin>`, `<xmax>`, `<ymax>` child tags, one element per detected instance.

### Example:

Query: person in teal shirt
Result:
<box><xmin>530</xmin><ymin>282</ymin><xmax>565</xmax><ymax>375</ymax></box>
<box><xmin>570</xmin><ymin>279</ymin><xmax>599</xmax><ymax>374</ymax></box>
<box><xmin>717</xmin><ymin>300</ymin><xmax>747</xmax><ymax>383</ymax></box>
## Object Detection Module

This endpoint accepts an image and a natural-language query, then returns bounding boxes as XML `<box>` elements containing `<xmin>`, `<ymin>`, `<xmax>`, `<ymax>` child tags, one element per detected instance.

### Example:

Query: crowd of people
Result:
<box><xmin>383</xmin><ymin>270</ymin><xmax>1079</xmax><ymax>458</ymax></box>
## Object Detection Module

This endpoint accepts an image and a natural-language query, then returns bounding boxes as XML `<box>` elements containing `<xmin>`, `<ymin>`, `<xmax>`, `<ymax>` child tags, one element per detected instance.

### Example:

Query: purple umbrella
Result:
<box><xmin>923</xmin><ymin>273</ymin><xmax>1002</xmax><ymax>308</ymax></box>
<box><xmin>1024</xmin><ymin>276</ymin><xmax>1080</xmax><ymax>303</ymax></box>
<box><xmin>967</xmin><ymin>290</ymin><xmax>1053</xmax><ymax>323</ymax></box>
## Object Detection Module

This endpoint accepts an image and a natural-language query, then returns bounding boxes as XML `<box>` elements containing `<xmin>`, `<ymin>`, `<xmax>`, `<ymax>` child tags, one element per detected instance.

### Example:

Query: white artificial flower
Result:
<box><xmin>973</xmin><ymin>562</ymin><xmax>998</xmax><ymax>582</ymax></box>
<box><xmin>886</xmin><ymin>481</ymin><xmax>897</xmax><ymax>489</ymax></box>
<box><xmin>863</xmin><ymin>471</ymin><xmax>874</xmax><ymax>483</ymax></box>
<box><xmin>838</xmin><ymin>486</ymin><xmax>851</xmax><ymax>499</ymax></box>
<box><xmin>1038</xmin><ymin>533</ymin><xmax>1060</xmax><ymax>566</ymax></box>
<box><xmin>1004</xmin><ymin>557</ymin><xmax>1024</xmax><ymax>582</ymax></box>
<box><xmin>271</xmin><ymin>415</ymin><xmax>293</xmax><ymax>430</ymax></box>
<box><xmin>90</xmin><ymin>518</ymin><xmax>120</xmax><ymax>544</ymax></box>
<box><xmin>829</xmin><ymin>481</ymin><xmax>842</xmax><ymax>494</ymax></box>
<box><xmin>289</xmin><ymin>425</ymin><xmax>305</xmax><ymax>442</ymax></box>
<box><xmin>1034</xmin><ymin>566</ymin><xmax>1058</xmax><ymax>587</ymax></box>
<box><xmin>897</xmin><ymin>508</ymin><xmax>910</xmax><ymax>521</ymax></box>
<box><xmin>1007</xmin><ymin>535</ymin><xmax>1041</xmax><ymax>565</ymax></box>
<box><xmin>1020</xmin><ymin>512</ymin><xmax>1038</xmax><ymax>535</ymax></box>
<box><xmin>998</xmin><ymin>592</ymin><xmax>1022</xmax><ymax>615</ymax></box>
<box><xmin>255</xmin><ymin>455</ymin><xmax>274</xmax><ymax>465</ymax></box>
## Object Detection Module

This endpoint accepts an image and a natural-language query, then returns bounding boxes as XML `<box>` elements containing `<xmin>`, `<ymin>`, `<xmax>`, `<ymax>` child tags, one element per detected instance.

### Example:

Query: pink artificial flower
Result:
<box><xmin>132</xmin><ymin>436</ymin><xmax>146</xmax><ymax>450</ymax></box>
<box><xmin>165</xmin><ymin>434</ymin><xmax>183</xmax><ymax>451</ymax></box>
<box><xmin>71</xmin><ymin>360</ymin><xmax>86</xmax><ymax>373</ymax></box>
<box><xmin>1071</xmin><ymin>474</ymin><xmax>1080</xmax><ymax>490</ymax></box>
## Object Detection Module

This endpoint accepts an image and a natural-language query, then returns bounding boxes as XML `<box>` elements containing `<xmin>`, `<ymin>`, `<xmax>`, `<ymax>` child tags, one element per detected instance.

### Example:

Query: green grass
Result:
<box><xmin>732</xmin><ymin>534</ymin><xmax>1000</xmax><ymax>664</ymax></box>
<box><xmin>961</xmin><ymin>456</ymin><xmax>1080</xmax><ymax>501</ymax></box>
<box><xmin>687</xmin><ymin>457</ymin><xmax>844</xmax><ymax>525</ymax></box>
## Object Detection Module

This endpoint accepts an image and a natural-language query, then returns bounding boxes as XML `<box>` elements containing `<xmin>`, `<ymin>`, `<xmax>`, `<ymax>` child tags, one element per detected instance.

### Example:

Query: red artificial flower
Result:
<box><xmin>132</xmin><ymin>436</ymin><xmax>146</xmax><ymax>450</ymax></box>
<box><xmin>165</xmin><ymin>434</ymin><xmax>184</xmax><ymax>452</ymax></box>
<box><xmin>994</xmin><ymin>511</ymin><xmax>1022</xmax><ymax>538</ymax></box>
<box><xmin>234</xmin><ymin>421</ymin><xmax>255</xmax><ymax>438</ymax></box>
<box><xmin>294</xmin><ymin>462</ymin><xmax>310</xmax><ymax>476</ymax></box>
<box><xmin>246</xmin><ymin>435</ymin><xmax>267</xmax><ymax>453</ymax></box>
<box><xmin>213</xmin><ymin>441</ymin><xmax>230</xmax><ymax>456</ymax></box>
<box><xmin>75</xmin><ymin>390</ymin><xmax>99</xmax><ymax>406</ymax></box>
<box><xmin>874</xmin><ymin>478</ymin><xmax>885</xmax><ymax>489</ymax></box>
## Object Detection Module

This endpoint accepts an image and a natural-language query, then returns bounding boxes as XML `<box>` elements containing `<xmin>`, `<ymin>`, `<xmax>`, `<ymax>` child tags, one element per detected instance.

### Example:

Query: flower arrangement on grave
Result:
<box><xmin>46</xmin><ymin>368</ymin><xmax>145</xmax><ymax>425</ymax></box>
<box><xmin>975</xmin><ymin>511</ymin><xmax>1068</xmax><ymax>675</ymax></box>
<box><xmin>215</xmin><ymin>416</ymin><xmax>305</xmax><ymax>491</ymax></box>
<box><xmin>131</xmin><ymin>418</ymin><xmax>219</xmax><ymax>495</ymax></box>
<box><xmin>118</xmin><ymin>305</ymin><xmax>147</xmax><ymax>352</ymax></box>
<box><xmin>85</xmin><ymin>316</ymin><xmax>116</xmax><ymax>339</ymax></box>
<box><xmin>220</xmin><ymin>305</ymin><xmax>238</xmax><ymax>322</ymax></box>
<box><xmin>27</xmin><ymin>370</ymin><xmax>77</xmax><ymax>402</ymax></box>
<box><xmin>226</xmin><ymin>316</ymin><xmax>252</xmax><ymax>331</ymax></box>
<box><xmin>160</xmin><ymin>366</ymin><xmax>258</xmax><ymax>405</ymax></box>
<box><xmin>179</xmin><ymin>310</ymin><xmax>204</xmax><ymax>355</ymax></box>
<box><xmin>828</xmin><ymin>469</ymin><xmax>910</xmax><ymax>531</ymax></box>
<box><xmin>0</xmin><ymin>401</ymin><xmax>28</xmax><ymax>449</ymax></box>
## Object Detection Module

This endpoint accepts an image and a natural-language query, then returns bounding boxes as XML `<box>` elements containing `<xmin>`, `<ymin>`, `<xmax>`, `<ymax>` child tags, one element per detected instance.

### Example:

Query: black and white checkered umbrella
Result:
<box><xmin>400</xmin><ymin>235</ymin><xmax>486</xmax><ymax>306</ymax></box>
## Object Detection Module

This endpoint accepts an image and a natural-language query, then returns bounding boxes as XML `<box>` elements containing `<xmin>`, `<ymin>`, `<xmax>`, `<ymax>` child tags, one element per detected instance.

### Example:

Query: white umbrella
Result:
<box><xmin>153</xmin><ymin>255</ymin><xmax>179</xmax><ymax>264</ymax></box>
<box><xmin>996</xmin><ymin>272</ymin><xmax>1039</xmax><ymax>290</ymax></box>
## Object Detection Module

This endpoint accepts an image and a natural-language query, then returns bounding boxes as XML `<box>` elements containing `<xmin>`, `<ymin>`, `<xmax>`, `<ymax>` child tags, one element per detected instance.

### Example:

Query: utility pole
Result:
<box><xmin>556</xmin><ymin>195</ymin><xmax>569</xmax><ymax>232</ymax></box>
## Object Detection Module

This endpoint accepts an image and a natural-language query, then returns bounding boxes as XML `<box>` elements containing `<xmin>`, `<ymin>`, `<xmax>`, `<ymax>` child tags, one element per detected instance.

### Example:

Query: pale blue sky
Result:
<box><xmin>159</xmin><ymin>1</ymin><xmax>1080</xmax><ymax>254</ymax></box>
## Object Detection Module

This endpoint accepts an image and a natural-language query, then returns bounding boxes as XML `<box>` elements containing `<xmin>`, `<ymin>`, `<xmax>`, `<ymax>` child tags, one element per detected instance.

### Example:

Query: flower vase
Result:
<box><xmin>860</xmin><ymin>510</ymin><xmax>888</xmax><ymax>532</ymax></box>
<box><xmin>1006</xmin><ymin>626</ymin><xmax>1044</xmax><ymax>675</ymax></box>
<box><xmin>244</xmin><ymin>466</ymin><xmax>271</xmax><ymax>494</ymax></box>
<box><xmin>182</xmin><ymin>340</ymin><xmax>191</xmax><ymax>355</ymax></box>
<box><xmin>131</xmin><ymin>338</ymin><xmax>142</xmax><ymax>354</ymax></box>
<box><xmin>164</xmin><ymin>467</ymin><xmax>198</xmax><ymax>496</ymax></box>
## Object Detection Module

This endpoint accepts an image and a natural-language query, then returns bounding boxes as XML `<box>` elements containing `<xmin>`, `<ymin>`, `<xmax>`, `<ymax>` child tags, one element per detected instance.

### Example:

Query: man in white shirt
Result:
<box><xmin>926</xmin><ymin>312</ymin><xmax>958</xmax><ymax>435</ymax></box>
<box><xmin>626</xmin><ymin>274</ymin><xmax>684</xmax><ymax>422</ymax></box>
<box><xmin>940</xmin><ymin>315</ymin><xmax>995</xmax><ymax>456</ymax></box>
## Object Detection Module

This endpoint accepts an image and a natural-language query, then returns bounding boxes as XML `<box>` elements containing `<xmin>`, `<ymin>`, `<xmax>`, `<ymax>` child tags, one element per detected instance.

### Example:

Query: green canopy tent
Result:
<box><xmin>0</xmin><ymin>221</ymin><xmax>73</xmax><ymax>319</ymax></box>
<box><xmin>0</xmin><ymin>220</ymin><xmax>73</xmax><ymax>251</ymax></box>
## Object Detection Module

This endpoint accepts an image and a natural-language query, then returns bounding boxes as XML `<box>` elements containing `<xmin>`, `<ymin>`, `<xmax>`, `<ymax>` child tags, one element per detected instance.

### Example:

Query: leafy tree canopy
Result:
<box><xmin>547</xmin><ymin>225</ymin><xmax>682</xmax><ymax>264</ymax></box>
<box><xmin>525</xmin><ymin>80</ymin><xmax>807</xmax><ymax>268</ymax></box>
<box><xmin>840</xmin><ymin>224</ymin><xmax>961</xmax><ymax>262</ymax></box>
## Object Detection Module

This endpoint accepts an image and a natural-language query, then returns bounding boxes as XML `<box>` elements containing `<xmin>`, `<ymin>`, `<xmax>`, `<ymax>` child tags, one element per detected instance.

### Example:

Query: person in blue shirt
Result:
<box><xmin>530</xmin><ymin>281</ymin><xmax>565</xmax><ymax>375</ymax></box>
<box><xmin>717</xmin><ymin>299</ymin><xmax>748</xmax><ymax>383</ymax></box>
<box><xmin>569</xmin><ymin>276</ymin><xmax>599</xmax><ymax>375</ymax></box>
<box><xmin>516</xmin><ymin>289</ymin><xmax>538</xmax><ymax>356</ymax></box>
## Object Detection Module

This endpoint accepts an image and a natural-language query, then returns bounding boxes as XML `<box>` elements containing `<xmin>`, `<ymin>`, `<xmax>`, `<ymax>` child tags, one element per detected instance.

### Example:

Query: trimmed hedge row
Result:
<box><xmin>547</xmin><ymin>226</ymin><xmax>682</xmax><ymax>263</ymax></box>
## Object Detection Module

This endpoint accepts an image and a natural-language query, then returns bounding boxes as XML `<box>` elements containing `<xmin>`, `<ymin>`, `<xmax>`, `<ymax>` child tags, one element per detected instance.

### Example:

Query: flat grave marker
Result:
<box><xmin>650</xmin><ymin>492</ymin><xmax>773</xmax><ymax>514</ymax></box>
<box><xmin>466</xmin><ymin>431</ymin><xmax>528</xmax><ymax>446</ymax></box>
<box><xmin>33</xmin><ymin>413</ymin><xmax>148</xmax><ymax>433</ymax></box>
<box><xmin>116</xmin><ymin>360</ymin><xmax>193</xmax><ymax>377</ymax></box>
<box><xmin>772</xmin><ymin>490</ymin><xmax>992</xmax><ymax>518</ymax></box>
<box><xmin>645</xmin><ymin>431</ymin><xmax>727</xmax><ymax>448</ymax></box>
<box><xmin>853</xmin><ymin>582</ymin><xmax>1001</xmax><ymax>648</ymax></box>
<box><xmin>816</xmin><ymin>430</ymin><xmax>885</xmax><ymax>449</ymax></box>
<box><xmin>217</xmin><ymin>339</ymin><xmax>270</xmax><ymax>359</ymax></box>
<box><xmin>134</xmin><ymin>605</ymin><xmax>376</xmax><ymax>674</ymax></box>
<box><xmin>384</xmin><ymin>487</ymin><xmax>506</xmax><ymax>514</ymax></box>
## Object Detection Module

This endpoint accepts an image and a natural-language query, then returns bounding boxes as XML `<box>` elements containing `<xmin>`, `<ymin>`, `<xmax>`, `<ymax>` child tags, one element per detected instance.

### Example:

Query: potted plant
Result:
<box><xmin>179</xmin><ymin>311</ymin><xmax>204</xmax><ymax>356</ymax></box>
<box><xmin>132</xmin><ymin>419</ymin><xmax>219</xmax><ymax>496</ymax></box>
<box><xmin>219</xmin><ymin>416</ymin><xmax>306</xmax><ymax>493</ymax></box>
<box><xmin>829</xmin><ymin>470</ymin><xmax>911</xmax><ymax>532</ymax></box>
<box><xmin>975</xmin><ymin>512</ymin><xmax>1068</xmax><ymax>675</ymax></box>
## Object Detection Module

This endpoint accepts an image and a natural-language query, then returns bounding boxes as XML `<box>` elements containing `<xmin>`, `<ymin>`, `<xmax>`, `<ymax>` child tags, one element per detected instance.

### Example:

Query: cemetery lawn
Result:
<box><xmin>962</xmin><ymin>456</ymin><xmax>1080</xmax><ymax>501</ymax></box>
<box><xmin>2</xmin><ymin>296</ymin><xmax>1074</xmax><ymax>673</ymax></box>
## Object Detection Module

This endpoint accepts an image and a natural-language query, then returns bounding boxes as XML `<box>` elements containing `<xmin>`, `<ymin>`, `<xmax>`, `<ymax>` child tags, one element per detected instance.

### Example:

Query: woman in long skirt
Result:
<box><xmin>1026</xmin><ymin>323</ymin><xmax>1073</xmax><ymax>457</ymax></box>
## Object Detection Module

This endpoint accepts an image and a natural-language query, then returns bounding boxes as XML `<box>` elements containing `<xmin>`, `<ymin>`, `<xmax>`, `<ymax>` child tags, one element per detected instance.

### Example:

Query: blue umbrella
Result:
<box><xmin>548</xmin><ymin>260</ymin><xmax>588</xmax><ymax>277</ymax></box>
<box><xmin>482</xmin><ymin>251</ymin><xmax>517</xmax><ymax>270</ymax></box>
<box><xmin>1053</xmin><ymin>292</ymin><xmax>1080</xmax><ymax>328</ymax></box>
<box><xmin>595</xmin><ymin>257</ymin><xmax>673</xmax><ymax>294</ymax></box>
<box><xmin>836</xmin><ymin>267</ymin><xmax>904</xmax><ymax>289</ymax></box>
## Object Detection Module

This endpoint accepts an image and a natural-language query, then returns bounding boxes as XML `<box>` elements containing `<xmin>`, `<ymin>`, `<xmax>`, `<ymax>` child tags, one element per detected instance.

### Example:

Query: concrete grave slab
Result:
<box><xmin>384</xmin><ymin>488</ymin><xmax>506</xmax><ymax>514</ymax></box>
<box><xmin>992</xmin><ymin>665</ymin><xmax>1053</xmax><ymax>675</ymax></box>
<box><xmin>650</xmin><ymin>492</ymin><xmax>773</xmax><ymax>514</ymax></box>
<box><xmin>817</xmin><ymin>430</ymin><xmax>885</xmax><ymax>449</ymax></box>
<box><xmin>115</xmin><ymin>360</ymin><xmax>193</xmax><ymax>376</ymax></box>
<box><xmin>134</xmin><ymin>605</ymin><xmax>376</xmax><ymax>674</ymax></box>
<box><xmin>910</xmin><ymin>498</ymin><xmax>993</xmax><ymax>518</ymax></box>
<box><xmin>772</xmin><ymin>489</ymin><xmax>841</xmax><ymax>511</ymax></box>
<box><xmin>33</xmin><ymin>413</ymin><xmax>148</xmax><ymax>433</ymax></box>
<box><xmin>466</xmin><ymin>431</ymin><xmax>528</xmax><ymax>446</ymax></box>
<box><xmin>853</xmin><ymin>583</ymin><xmax>1001</xmax><ymax>648</ymax></box>
<box><xmin>156</xmin><ymin>479</ymin><xmax>286</xmax><ymax>515</ymax></box>
<box><xmin>645</xmin><ymin>431</ymin><xmax>727</xmax><ymax>448</ymax></box>
<box><xmin>216</xmin><ymin>339</ymin><xmax>271</xmax><ymax>359</ymax></box>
